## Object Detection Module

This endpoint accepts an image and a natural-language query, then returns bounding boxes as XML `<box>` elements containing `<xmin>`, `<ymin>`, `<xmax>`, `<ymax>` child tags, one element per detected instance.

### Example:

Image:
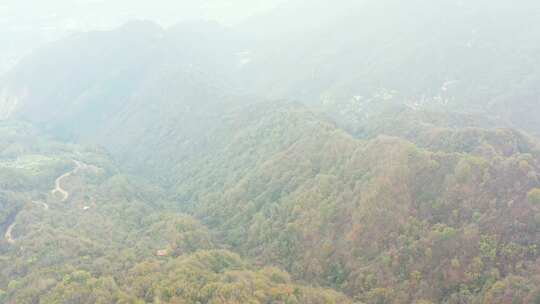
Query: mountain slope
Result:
<box><xmin>2</xmin><ymin>0</ymin><xmax>540</xmax><ymax>164</ymax></box>
<box><xmin>0</xmin><ymin>1</ymin><xmax>540</xmax><ymax>303</ymax></box>
<box><xmin>239</xmin><ymin>0</ymin><xmax>540</xmax><ymax>135</ymax></box>
<box><xmin>169</xmin><ymin>103</ymin><xmax>540</xmax><ymax>303</ymax></box>
<box><xmin>0</xmin><ymin>20</ymin><xmax>252</xmax><ymax>181</ymax></box>
<box><xmin>0</xmin><ymin>120</ymin><xmax>352</xmax><ymax>304</ymax></box>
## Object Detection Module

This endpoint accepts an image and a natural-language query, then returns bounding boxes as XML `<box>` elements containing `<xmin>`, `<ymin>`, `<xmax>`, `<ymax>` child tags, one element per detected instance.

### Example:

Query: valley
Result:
<box><xmin>3</xmin><ymin>159</ymin><xmax>84</xmax><ymax>245</ymax></box>
<box><xmin>0</xmin><ymin>0</ymin><xmax>540</xmax><ymax>303</ymax></box>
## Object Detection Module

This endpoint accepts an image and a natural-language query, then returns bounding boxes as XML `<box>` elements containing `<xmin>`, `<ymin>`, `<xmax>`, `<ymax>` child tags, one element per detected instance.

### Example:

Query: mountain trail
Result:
<box><xmin>33</xmin><ymin>201</ymin><xmax>49</xmax><ymax>210</ymax></box>
<box><xmin>5</xmin><ymin>222</ymin><xmax>16</xmax><ymax>244</ymax></box>
<box><xmin>51</xmin><ymin>160</ymin><xmax>85</xmax><ymax>202</ymax></box>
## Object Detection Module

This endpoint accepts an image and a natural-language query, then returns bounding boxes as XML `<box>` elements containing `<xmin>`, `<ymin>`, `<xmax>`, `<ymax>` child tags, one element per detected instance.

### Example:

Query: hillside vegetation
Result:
<box><xmin>0</xmin><ymin>121</ymin><xmax>351</xmax><ymax>304</ymax></box>
<box><xmin>0</xmin><ymin>0</ymin><xmax>540</xmax><ymax>303</ymax></box>
<box><xmin>171</xmin><ymin>103</ymin><xmax>540</xmax><ymax>303</ymax></box>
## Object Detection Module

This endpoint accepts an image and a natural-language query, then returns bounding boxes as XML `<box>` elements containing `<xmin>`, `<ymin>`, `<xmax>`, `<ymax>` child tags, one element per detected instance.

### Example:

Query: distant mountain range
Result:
<box><xmin>1</xmin><ymin>0</ymin><xmax>540</xmax><ymax>303</ymax></box>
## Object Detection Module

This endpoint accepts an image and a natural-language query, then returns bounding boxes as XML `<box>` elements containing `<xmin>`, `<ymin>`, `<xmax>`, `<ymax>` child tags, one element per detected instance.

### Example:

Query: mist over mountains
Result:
<box><xmin>0</xmin><ymin>0</ymin><xmax>286</xmax><ymax>75</ymax></box>
<box><xmin>1</xmin><ymin>0</ymin><xmax>540</xmax><ymax>303</ymax></box>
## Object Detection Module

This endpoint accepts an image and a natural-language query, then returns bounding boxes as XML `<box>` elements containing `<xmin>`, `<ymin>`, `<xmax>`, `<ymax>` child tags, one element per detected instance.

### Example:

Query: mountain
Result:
<box><xmin>0</xmin><ymin>120</ymin><xmax>352</xmax><ymax>303</ymax></box>
<box><xmin>168</xmin><ymin>102</ymin><xmax>540</xmax><ymax>303</ymax></box>
<box><xmin>1</xmin><ymin>0</ymin><xmax>540</xmax><ymax>172</ymax></box>
<box><xmin>238</xmin><ymin>0</ymin><xmax>540</xmax><ymax>135</ymax></box>
<box><xmin>1</xmin><ymin>0</ymin><xmax>540</xmax><ymax>303</ymax></box>
<box><xmin>2</xmin><ymin>0</ymin><xmax>540</xmax><ymax>160</ymax></box>
<box><xmin>2</xmin><ymin>98</ymin><xmax>540</xmax><ymax>302</ymax></box>
<box><xmin>0</xmin><ymin>20</ymin><xmax>254</xmax><ymax>181</ymax></box>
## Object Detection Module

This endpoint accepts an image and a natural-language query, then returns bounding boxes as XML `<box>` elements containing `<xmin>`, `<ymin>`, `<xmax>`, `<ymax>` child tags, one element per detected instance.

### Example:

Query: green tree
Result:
<box><xmin>527</xmin><ymin>188</ymin><xmax>540</xmax><ymax>205</ymax></box>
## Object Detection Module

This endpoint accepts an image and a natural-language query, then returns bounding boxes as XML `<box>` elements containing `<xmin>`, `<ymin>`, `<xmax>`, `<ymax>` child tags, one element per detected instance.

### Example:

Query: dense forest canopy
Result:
<box><xmin>1</xmin><ymin>0</ymin><xmax>540</xmax><ymax>303</ymax></box>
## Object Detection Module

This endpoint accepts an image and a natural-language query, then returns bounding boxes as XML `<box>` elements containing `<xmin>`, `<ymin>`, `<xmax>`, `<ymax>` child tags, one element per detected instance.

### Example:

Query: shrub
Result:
<box><xmin>527</xmin><ymin>188</ymin><xmax>540</xmax><ymax>205</ymax></box>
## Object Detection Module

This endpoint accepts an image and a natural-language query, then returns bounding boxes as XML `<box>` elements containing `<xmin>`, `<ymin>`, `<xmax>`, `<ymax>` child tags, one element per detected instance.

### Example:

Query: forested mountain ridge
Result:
<box><xmin>0</xmin><ymin>0</ymin><xmax>540</xmax><ymax>303</ymax></box>
<box><xmin>2</xmin><ymin>101</ymin><xmax>540</xmax><ymax>302</ymax></box>
<box><xmin>169</xmin><ymin>102</ymin><xmax>540</xmax><ymax>303</ymax></box>
<box><xmin>0</xmin><ymin>121</ymin><xmax>353</xmax><ymax>303</ymax></box>
<box><xmin>239</xmin><ymin>0</ymin><xmax>540</xmax><ymax>134</ymax></box>
<box><xmin>0</xmin><ymin>19</ymin><xmax>255</xmax><ymax>183</ymax></box>
<box><xmin>2</xmin><ymin>0</ymin><xmax>540</xmax><ymax>166</ymax></box>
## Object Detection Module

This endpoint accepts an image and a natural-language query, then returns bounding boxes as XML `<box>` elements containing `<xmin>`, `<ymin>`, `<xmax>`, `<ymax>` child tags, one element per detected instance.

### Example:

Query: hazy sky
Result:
<box><xmin>0</xmin><ymin>0</ymin><xmax>287</xmax><ymax>29</ymax></box>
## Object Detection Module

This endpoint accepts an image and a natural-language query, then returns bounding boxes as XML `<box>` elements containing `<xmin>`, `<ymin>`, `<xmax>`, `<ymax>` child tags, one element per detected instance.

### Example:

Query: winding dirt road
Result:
<box><xmin>4</xmin><ymin>160</ymin><xmax>84</xmax><ymax>244</ymax></box>
<box><xmin>33</xmin><ymin>201</ymin><xmax>49</xmax><ymax>210</ymax></box>
<box><xmin>51</xmin><ymin>160</ymin><xmax>85</xmax><ymax>202</ymax></box>
<box><xmin>4</xmin><ymin>222</ymin><xmax>16</xmax><ymax>244</ymax></box>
